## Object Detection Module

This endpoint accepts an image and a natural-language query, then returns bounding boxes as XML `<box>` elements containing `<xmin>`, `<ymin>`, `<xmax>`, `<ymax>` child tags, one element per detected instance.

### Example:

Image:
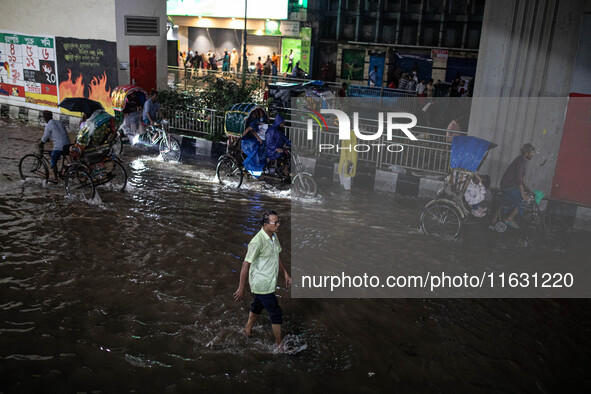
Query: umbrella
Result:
<box><xmin>58</xmin><ymin>97</ymin><xmax>104</xmax><ymax>116</ymax></box>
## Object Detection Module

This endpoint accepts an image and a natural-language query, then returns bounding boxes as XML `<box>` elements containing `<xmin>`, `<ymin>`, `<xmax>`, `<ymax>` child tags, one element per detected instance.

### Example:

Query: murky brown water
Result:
<box><xmin>1</xmin><ymin>119</ymin><xmax>591</xmax><ymax>392</ymax></box>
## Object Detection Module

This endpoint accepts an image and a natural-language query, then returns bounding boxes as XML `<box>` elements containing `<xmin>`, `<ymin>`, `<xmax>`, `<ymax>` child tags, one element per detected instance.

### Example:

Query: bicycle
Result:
<box><xmin>116</xmin><ymin>119</ymin><xmax>181</xmax><ymax>162</ymax></box>
<box><xmin>490</xmin><ymin>190</ymin><xmax>572</xmax><ymax>249</ymax></box>
<box><xmin>18</xmin><ymin>143</ymin><xmax>70</xmax><ymax>183</ymax></box>
<box><xmin>19</xmin><ymin>144</ymin><xmax>127</xmax><ymax>200</ymax></box>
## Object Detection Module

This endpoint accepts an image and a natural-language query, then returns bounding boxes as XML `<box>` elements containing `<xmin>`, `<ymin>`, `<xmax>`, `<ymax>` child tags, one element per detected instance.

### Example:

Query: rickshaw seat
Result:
<box><xmin>81</xmin><ymin>145</ymin><xmax>111</xmax><ymax>165</ymax></box>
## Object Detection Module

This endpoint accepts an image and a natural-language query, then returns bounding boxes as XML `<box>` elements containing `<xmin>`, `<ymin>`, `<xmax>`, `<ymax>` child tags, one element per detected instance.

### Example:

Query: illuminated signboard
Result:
<box><xmin>167</xmin><ymin>0</ymin><xmax>288</xmax><ymax>20</ymax></box>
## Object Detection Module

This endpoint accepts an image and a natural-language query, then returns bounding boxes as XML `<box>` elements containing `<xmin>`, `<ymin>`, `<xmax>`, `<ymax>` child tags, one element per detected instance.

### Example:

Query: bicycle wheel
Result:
<box><xmin>103</xmin><ymin>159</ymin><xmax>127</xmax><ymax>192</ymax></box>
<box><xmin>292</xmin><ymin>173</ymin><xmax>318</xmax><ymax>197</ymax></box>
<box><xmin>216</xmin><ymin>155</ymin><xmax>243</xmax><ymax>188</ymax></box>
<box><xmin>525</xmin><ymin>214</ymin><xmax>571</xmax><ymax>249</ymax></box>
<box><xmin>420</xmin><ymin>203</ymin><xmax>463</xmax><ymax>240</ymax></box>
<box><xmin>159</xmin><ymin>136</ymin><xmax>181</xmax><ymax>162</ymax></box>
<box><xmin>65</xmin><ymin>168</ymin><xmax>95</xmax><ymax>200</ymax></box>
<box><xmin>19</xmin><ymin>154</ymin><xmax>49</xmax><ymax>181</ymax></box>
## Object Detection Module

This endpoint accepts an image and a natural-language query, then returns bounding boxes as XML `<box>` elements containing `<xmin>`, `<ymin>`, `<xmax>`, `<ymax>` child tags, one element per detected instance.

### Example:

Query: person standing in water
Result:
<box><xmin>234</xmin><ymin>210</ymin><xmax>291</xmax><ymax>348</ymax></box>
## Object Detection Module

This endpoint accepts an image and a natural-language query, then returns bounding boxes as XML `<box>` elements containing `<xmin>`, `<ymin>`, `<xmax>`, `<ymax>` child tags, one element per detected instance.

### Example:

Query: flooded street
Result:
<box><xmin>1</xmin><ymin>119</ymin><xmax>591</xmax><ymax>392</ymax></box>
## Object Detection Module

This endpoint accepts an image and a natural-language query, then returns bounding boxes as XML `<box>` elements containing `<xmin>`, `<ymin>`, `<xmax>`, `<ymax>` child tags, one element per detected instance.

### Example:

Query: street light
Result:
<box><xmin>242</xmin><ymin>0</ymin><xmax>248</xmax><ymax>86</ymax></box>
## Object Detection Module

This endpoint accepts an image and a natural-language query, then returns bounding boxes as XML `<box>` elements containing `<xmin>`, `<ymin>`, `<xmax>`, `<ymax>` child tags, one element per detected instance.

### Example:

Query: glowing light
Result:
<box><xmin>230</xmin><ymin>19</ymin><xmax>244</xmax><ymax>29</ymax></box>
<box><xmin>198</xmin><ymin>18</ymin><xmax>212</xmax><ymax>27</ymax></box>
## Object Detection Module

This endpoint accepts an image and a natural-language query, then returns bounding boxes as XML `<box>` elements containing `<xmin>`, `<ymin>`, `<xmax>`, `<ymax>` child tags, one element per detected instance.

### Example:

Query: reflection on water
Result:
<box><xmin>1</xmin><ymin>120</ymin><xmax>590</xmax><ymax>392</ymax></box>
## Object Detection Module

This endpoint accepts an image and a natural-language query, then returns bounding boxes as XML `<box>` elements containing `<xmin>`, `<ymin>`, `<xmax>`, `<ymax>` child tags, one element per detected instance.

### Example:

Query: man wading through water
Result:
<box><xmin>234</xmin><ymin>211</ymin><xmax>291</xmax><ymax>348</ymax></box>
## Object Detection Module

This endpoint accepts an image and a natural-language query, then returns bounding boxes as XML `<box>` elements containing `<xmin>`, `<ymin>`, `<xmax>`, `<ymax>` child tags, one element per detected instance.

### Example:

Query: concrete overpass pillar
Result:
<box><xmin>468</xmin><ymin>0</ymin><xmax>591</xmax><ymax>194</ymax></box>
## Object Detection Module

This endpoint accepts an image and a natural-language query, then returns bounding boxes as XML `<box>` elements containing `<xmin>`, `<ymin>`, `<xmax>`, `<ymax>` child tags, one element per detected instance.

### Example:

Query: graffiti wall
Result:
<box><xmin>0</xmin><ymin>30</ymin><xmax>117</xmax><ymax>114</ymax></box>
<box><xmin>0</xmin><ymin>31</ymin><xmax>59</xmax><ymax>107</ymax></box>
<box><xmin>55</xmin><ymin>37</ymin><xmax>117</xmax><ymax>114</ymax></box>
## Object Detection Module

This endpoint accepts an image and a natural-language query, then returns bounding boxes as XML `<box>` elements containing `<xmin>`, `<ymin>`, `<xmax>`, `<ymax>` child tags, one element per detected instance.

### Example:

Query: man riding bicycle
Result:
<box><xmin>265</xmin><ymin>115</ymin><xmax>291</xmax><ymax>176</ymax></box>
<box><xmin>40</xmin><ymin>110</ymin><xmax>71</xmax><ymax>183</ymax></box>
<box><xmin>142</xmin><ymin>90</ymin><xmax>164</xmax><ymax>142</ymax></box>
<box><xmin>490</xmin><ymin>143</ymin><xmax>535</xmax><ymax>230</ymax></box>
<box><xmin>142</xmin><ymin>90</ymin><xmax>164</xmax><ymax>126</ymax></box>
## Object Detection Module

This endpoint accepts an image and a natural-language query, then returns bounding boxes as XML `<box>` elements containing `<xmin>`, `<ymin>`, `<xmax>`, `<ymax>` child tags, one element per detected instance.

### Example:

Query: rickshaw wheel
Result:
<box><xmin>65</xmin><ymin>168</ymin><xmax>95</xmax><ymax>200</ymax></box>
<box><xmin>19</xmin><ymin>154</ymin><xmax>49</xmax><ymax>181</ymax></box>
<box><xmin>103</xmin><ymin>158</ymin><xmax>128</xmax><ymax>192</ymax></box>
<box><xmin>292</xmin><ymin>173</ymin><xmax>318</xmax><ymax>197</ymax></box>
<box><xmin>216</xmin><ymin>155</ymin><xmax>243</xmax><ymax>188</ymax></box>
<box><xmin>112</xmin><ymin>134</ymin><xmax>123</xmax><ymax>155</ymax></box>
<box><xmin>420</xmin><ymin>202</ymin><xmax>462</xmax><ymax>240</ymax></box>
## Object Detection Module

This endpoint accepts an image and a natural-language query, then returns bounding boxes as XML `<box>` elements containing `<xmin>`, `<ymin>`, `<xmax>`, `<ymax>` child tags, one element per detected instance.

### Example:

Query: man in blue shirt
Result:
<box><xmin>265</xmin><ymin>115</ymin><xmax>291</xmax><ymax>176</ymax></box>
<box><xmin>142</xmin><ymin>90</ymin><xmax>163</xmax><ymax>126</ymax></box>
<box><xmin>40</xmin><ymin>111</ymin><xmax>71</xmax><ymax>183</ymax></box>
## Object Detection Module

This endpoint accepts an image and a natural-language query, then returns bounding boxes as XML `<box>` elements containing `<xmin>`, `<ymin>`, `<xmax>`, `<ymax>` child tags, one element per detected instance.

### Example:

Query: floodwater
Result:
<box><xmin>1</xmin><ymin>119</ymin><xmax>591</xmax><ymax>392</ymax></box>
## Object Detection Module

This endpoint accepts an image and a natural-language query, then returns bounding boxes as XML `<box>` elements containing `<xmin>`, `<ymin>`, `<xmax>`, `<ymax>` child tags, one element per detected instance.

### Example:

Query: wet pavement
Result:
<box><xmin>1</xmin><ymin>119</ymin><xmax>591</xmax><ymax>392</ymax></box>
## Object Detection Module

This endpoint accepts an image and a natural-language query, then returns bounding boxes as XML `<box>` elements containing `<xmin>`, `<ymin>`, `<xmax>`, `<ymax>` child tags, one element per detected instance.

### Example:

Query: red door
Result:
<box><xmin>551</xmin><ymin>93</ymin><xmax>591</xmax><ymax>205</ymax></box>
<box><xmin>130</xmin><ymin>45</ymin><xmax>156</xmax><ymax>93</ymax></box>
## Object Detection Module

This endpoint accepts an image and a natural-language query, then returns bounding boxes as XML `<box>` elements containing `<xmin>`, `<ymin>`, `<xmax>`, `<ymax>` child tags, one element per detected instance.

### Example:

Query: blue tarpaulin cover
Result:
<box><xmin>450</xmin><ymin>136</ymin><xmax>495</xmax><ymax>172</ymax></box>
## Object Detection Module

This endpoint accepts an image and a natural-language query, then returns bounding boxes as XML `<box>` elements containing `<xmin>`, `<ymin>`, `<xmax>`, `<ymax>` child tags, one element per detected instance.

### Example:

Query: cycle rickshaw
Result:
<box><xmin>111</xmin><ymin>85</ymin><xmax>181</xmax><ymax>162</ymax></box>
<box><xmin>420</xmin><ymin>136</ymin><xmax>496</xmax><ymax>239</ymax></box>
<box><xmin>19</xmin><ymin>108</ymin><xmax>127</xmax><ymax>200</ymax></box>
<box><xmin>420</xmin><ymin>136</ymin><xmax>570</xmax><ymax>248</ymax></box>
<box><xmin>215</xmin><ymin>103</ymin><xmax>317</xmax><ymax>196</ymax></box>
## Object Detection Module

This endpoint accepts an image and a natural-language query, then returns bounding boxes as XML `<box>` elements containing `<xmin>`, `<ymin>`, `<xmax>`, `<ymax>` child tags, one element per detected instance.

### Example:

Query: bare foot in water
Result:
<box><xmin>243</xmin><ymin>328</ymin><xmax>252</xmax><ymax>337</ymax></box>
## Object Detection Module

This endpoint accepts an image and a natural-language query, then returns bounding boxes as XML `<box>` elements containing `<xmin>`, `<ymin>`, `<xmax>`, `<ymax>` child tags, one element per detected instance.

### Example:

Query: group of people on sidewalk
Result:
<box><xmin>181</xmin><ymin>48</ymin><xmax>241</xmax><ymax>74</ymax></box>
<box><xmin>181</xmin><ymin>46</ymin><xmax>305</xmax><ymax>79</ymax></box>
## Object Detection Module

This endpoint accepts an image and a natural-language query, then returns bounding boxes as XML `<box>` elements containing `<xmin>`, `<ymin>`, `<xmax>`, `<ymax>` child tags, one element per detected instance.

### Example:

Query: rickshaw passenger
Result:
<box><xmin>241</xmin><ymin>108</ymin><xmax>268</xmax><ymax>175</ymax></box>
<box><xmin>243</xmin><ymin>108</ymin><xmax>268</xmax><ymax>145</ymax></box>
<box><xmin>121</xmin><ymin>95</ymin><xmax>142</xmax><ymax>137</ymax></box>
<box><xmin>464</xmin><ymin>174</ymin><xmax>490</xmax><ymax>217</ymax></box>
<box><xmin>40</xmin><ymin>110</ymin><xmax>71</xmax><ymax>183</ymax></box>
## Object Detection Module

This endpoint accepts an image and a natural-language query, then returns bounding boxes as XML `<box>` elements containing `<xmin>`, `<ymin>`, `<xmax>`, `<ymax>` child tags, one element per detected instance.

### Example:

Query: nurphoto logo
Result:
<box><xmin>306</xmin><ymin>109</ymin><xmax>418</xmax><ymax>153</ymax></box>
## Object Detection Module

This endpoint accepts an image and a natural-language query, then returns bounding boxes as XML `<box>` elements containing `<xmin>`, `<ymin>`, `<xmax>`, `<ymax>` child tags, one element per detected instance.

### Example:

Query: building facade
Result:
<box><xmin>308</xmin><ymin>0</ymin><xmax>485</xmax><ymax>85</ymax></box>
<box><xmin>0</xmin><ymin>0</ymin><xmax>168</xmax><ymax>114</ymax></box>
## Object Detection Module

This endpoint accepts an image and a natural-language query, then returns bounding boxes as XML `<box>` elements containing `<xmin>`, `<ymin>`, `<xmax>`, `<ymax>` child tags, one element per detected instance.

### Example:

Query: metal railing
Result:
<box><xmin>163</xmin><ymin>107</ymin><xmax>226</xmax><ymax>139</ymax></box>
<box><xmin>284</xmin><ymin>107</ymin><xmax>455</xmax><ymax>175</ymax></box>
<box><xmin>162</xmin><ymin>101</ymin><xmax>457</xmax><ymax>175</ymax></box>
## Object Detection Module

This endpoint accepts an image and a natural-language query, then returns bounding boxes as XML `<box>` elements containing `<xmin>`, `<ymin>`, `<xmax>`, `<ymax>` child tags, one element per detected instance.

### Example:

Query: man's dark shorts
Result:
<box><xmin>502</xmin><ymin>187</ymin><xmax>526</xmax><ymax>216</ymax></box>
<box><xmin>50</xmin><ymin>150</ymin><xmax>62</xmax><ymax>168</ymax></box>
<box><xmin>250</xmin><ymin>293</ymin><xmax>282</xmax><ymax>324</ymax></box>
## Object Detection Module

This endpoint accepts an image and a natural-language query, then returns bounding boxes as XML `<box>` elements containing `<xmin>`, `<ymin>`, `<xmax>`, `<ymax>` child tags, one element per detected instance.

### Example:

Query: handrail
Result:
<box><xmin>161</xmin><ymin>102</ymin><xmax>457</xmax><ymax>175</ymax></box>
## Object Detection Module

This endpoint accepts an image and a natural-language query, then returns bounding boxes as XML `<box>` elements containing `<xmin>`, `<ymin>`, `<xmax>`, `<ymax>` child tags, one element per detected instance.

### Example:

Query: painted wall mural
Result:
<box><xmin>0</xmin><ymin>30</ymin><xmax>117</xmax><ymax>115</ymax></box>
<box><xmin>0</xmin><ymin>31</ymin><xmax>58</xmax><ymax>107</ymax></box>
<box><xmin>55</xmin><ymin>37</ymin><xmax>117</xmax><ymax>114</ymax></box>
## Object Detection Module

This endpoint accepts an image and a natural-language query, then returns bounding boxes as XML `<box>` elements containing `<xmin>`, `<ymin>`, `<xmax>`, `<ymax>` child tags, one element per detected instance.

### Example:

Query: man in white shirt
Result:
<box><xmin>40</xmin><ymin>111</ymin><xmax>71</xmax><ymax>183</ymax></box>
<box><xmin>369</xmin><ymin>66</ymin><xmax>378</xmax><ymax>86</ymax></box>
